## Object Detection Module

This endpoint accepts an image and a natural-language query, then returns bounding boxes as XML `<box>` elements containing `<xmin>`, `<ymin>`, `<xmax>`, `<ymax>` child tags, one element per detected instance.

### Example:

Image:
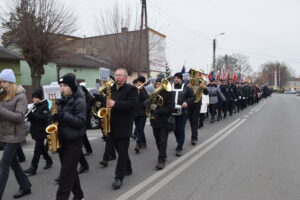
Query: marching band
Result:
<box><xmin>0</xmin><ymin>67</ymin><xmax>272</xmax><ymax>199</ymax></box>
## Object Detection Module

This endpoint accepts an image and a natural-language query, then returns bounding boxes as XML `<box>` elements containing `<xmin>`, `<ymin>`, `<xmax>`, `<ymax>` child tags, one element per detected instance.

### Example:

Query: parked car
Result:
<box><xmin>284</xmin><ymin>89</ymin><xmax>296</xmax><ymax>94</ymax></box>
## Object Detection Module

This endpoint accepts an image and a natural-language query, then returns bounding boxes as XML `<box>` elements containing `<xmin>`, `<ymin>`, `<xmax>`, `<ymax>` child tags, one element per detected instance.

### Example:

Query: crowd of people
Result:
<box><xmin>0</xmin><ymin>68</ymin><xmax>272</xmax><ymax>199</ymax></box>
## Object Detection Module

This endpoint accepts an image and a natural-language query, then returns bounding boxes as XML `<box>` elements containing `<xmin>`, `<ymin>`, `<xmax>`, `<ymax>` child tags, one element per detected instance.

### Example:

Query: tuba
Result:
<box><xmin>145</xmin><ymin>78</ymin><xmax>172</xmax><ymax>119</ymax></box>
<box><xmin>97</xmin><ymin>80</ymin><xmax>114</xmax><ymax>136</ymax></box>
<box><xmin>189</xmin><ymin>68</ymin><xmax>205</xmax><ymax>103</ymax></box>
<box><xmin>45</xmin><ymin>94</ymin><xmax>60</xmax><ymax>152</ymax></box>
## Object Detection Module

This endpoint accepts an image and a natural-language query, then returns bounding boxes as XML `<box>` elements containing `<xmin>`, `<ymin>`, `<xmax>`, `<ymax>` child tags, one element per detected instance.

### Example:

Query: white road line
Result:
<box><xmin>249</xmin><ymin>112</ymin><xmax>253</xmax><ymax>114</ymax></box>
<box><xmin>115</xmin><ymin>119</ymin><xmax>241</xmax><ymax>200</ymax></box>
<box><xmin>244</xmin><ymin>115</ymin><xmax>249</xmax><ymax>118</ymax></box>
<box><xmin>136</xmin><ymin>119</ymin><xmax>247</xmax><ymax>200</ymax></box>
<box><xmin>254</xmin><ymin>102</ymin><xmax>266</xmax><ymax>112</ymax></box>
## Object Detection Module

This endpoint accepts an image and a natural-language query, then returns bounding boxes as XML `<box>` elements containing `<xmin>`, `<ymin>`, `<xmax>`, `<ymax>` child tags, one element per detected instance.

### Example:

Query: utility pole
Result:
<box><xmin>212</xmin><ymin>39</ymin><xmax>216</xmax><ymax>72</ymax></box>
<box><xmin>212</xmin><ymin>33</ymin><xmax>225</xmax><ymax>72</ymax></box>
<box><xmin>138</xmin><ymin>0</ymin><xmax>148</xmax><ymax>77</ymax></box>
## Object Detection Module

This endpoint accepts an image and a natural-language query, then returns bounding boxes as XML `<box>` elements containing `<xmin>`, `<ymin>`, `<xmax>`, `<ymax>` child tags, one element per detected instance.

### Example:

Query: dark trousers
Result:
<box><xmin>16</xmin><ymin>145</ymin><xmax>26</xmax><ymax>161</ymax></box>
<box><xmin>56</xmin><ymin>139</ymin><xmax>84</xmax><ymax>200</ymax></box>
<box><xmin>199</xmin><ymin>113</ymin><xmax>206</xmax><ymax>128</ymax></box>
<box><xmin>113</xmin><ymin>137</ymin><xmax>132</xmax><ymax>180</ymax></box>
<box><xmin>209</xmin><ymin>104</ymin><xmax>217</xmax><ymax>119</ymax></box>
<box><xmin>82</xmin><ymin>132</ymin><xmax>93</xmax><ymax>153</ymax></box>
<box><xmin>102</xmin><ymin>136</ymin><xmax>116</xmax><ymax>161</ymax></box>
<box><xmin>134</xmin><ymin>116</ymin><xmax>147</xmax><ymax>145</ymax></box>
<box><xmin>0</xmin><ymin>143</ymin><xmax>31</xmax><ymax>199</ymax></box>
<box><xmin>31</xmin><ymin>139</ymin><xmax>52</xmax><ymax>169</ymax></box>
<box><xmin>174</xmin><ymin>115</ymin><xmax>188</xmax><ymax>151</ymax></box>
<box><xmin>188</xmin><ymin>103</ymin><xmax>201</xmax><ymax>141</ymax></box>
<box><xmin>78</xmin><ymin>151</ymin><xmax>89</xmax><ymax>168</ymax></box>
<box><xmin>152</xmin><ymin>127</ymin><xmax>169</xmax><ymax>163</ymax></box>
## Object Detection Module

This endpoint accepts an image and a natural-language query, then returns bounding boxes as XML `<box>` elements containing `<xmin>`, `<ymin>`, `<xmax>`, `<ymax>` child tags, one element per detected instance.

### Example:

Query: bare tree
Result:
<box><xmin>215</xmin><ymin>53</ymin><xmax>253</xmax><ymax>75</ymax></box>
<box><xmin>1</xmin><ymin>0</ymin><xmax>77</xmax><ymax>90</ymax></box>
<box><xmin>255</xmin><ymin>61</ymin><xmax>291</xmax><ymax>88</ymax></box>
<box><xmin>91</xmin><ymin>3</ymin><xmax>164</xmax><ymax>75</ymax></box>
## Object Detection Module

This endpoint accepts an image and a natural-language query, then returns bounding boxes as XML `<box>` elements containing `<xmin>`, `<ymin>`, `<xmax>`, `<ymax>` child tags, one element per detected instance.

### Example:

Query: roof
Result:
<box><xmin>0</xmin><ymin>46</ymin><xmax>23</xmax><ymax>61</ymax></box>
<box><xmin>53</xmin><ymin>53</ymin><xmax>111</xmax><ymax>69</ymax></box>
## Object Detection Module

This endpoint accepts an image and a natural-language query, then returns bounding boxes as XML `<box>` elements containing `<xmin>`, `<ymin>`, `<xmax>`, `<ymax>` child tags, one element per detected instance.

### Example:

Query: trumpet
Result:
<box><xmin>25</xmin><ymin>104</ymin><xmax>36</xmax><ymax>118</ymax></box>
<box><xmin>137</xmin><ymin>79</ymin><xmax>152</xmax><ymax>90</ymax></box>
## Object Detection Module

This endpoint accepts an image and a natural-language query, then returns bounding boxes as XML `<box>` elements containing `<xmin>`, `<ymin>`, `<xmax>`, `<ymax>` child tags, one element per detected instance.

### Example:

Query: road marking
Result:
<box><xmin>115</xmin><ymin>119</ymin><xmax>241</xmax><ymax>200</ymax></box>
<box><xmin>254</xmin><ymin>101</ymin><xmax>266</xmax><ymax>112</ymax></box>
<box><xmin>249</xmin><ymin>112</ymin><xmax>253</xmax><ymax>114</ymax></box>
<box><xmin>135</xmin><ymin>119</ymin><xmax>247</xmax><ymax>200</ymax></box>
<box><xmin>244</xmin><ymin>115</ymin><xmax>249</xmax><ymax>118</ymax></box>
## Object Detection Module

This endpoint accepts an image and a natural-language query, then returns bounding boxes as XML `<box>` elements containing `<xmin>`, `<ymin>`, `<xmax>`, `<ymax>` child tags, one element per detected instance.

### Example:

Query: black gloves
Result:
<box><xmin>52</xmin><ymin>113</ymin><xmax>64</xmax><ymax>122</ymax></box>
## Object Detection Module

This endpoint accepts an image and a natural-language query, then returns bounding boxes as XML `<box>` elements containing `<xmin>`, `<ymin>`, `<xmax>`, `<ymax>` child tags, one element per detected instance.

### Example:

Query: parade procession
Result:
<box><xmin>0</xmin><ymin>65</ymin><xmax>273</xmax><ymax>199</ymax></box>
<box><xmin>1</xmin><ymin>0</ymin><xmax>300</xmax><ymax>200</ymax></box>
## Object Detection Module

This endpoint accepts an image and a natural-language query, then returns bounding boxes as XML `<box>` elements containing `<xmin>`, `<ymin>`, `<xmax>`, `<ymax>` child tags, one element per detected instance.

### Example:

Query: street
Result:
<box><xmin>2</xmin><ymin>94</ymin><xmax>300</xmax><ymax>200</ymax></box>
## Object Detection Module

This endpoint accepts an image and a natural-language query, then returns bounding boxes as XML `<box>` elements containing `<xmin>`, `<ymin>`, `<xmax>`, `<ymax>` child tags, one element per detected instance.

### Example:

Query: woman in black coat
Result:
<box><xmin>24</xmin><ymin>89</ymin><xmax>53</xmax><ymax>175</ymax></box>
<box><xmin>54</xmin><ymin>74</ymin><xmax>86</xmax><ymax>200</ymax></box>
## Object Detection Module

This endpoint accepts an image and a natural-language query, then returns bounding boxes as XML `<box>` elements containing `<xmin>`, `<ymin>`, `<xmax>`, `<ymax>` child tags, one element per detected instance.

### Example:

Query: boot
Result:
<box><xmin>24</xmin><ymin>167</ymin><xmax>36</xmax><ymax>176</ymax></box>
<box><xmin>134</xmin><ymin>143</ymin><xmax>141</xmax><ymax>154</ymax></box>
<box><xmin>156</xmin><ymin>162</ymin><xmax>165</xmax><ymax>170</ymax></box>
<box><xmin>210</xmin><ymin>116</ymin><xmax>215</xmax><ymax>123</ymax></box>
<box><xmin>217</xmin><ymin>114</ymin><xmax>222</xmax><ymax>121</ymax></box>
<box><xmin>43</xmin><ymin>160</ymin><xmax>53</xmax><ymax>169</ymax></box>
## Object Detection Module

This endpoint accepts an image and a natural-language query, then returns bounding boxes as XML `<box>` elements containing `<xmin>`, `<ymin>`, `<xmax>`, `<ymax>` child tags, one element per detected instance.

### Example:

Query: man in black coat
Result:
<box><xmin>172</xmin><ymin>72</ymin><xmax>195</xmax><ymax>156</ymax></box>
<box><xmin>107</xmin><ymin>68</ymin><xmax>137</xmax><ymax>189</ymax></box>
<box><xmin>24</xmin><ymin>89</ymin><xmax>53</xmax><ymax>175</ymax></box>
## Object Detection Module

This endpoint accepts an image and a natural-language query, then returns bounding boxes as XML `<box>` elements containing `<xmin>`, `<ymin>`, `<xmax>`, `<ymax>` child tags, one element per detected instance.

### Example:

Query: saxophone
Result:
<box><xmin>97</xmin><ymin>80</ymin><xmax>114</xmax><ymax>136</ymax></box>
<box><xmin>45</xmin><ymin>94</ymin><xmax>60</xmax><ymax>152</ymax></box>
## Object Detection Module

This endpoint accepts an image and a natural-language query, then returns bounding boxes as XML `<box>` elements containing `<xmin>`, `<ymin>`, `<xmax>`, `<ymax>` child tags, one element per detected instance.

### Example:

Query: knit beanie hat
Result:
<box><xmin>137</xmin><ymin>76</ymin><xmax>146</xmax><ymax>83</ymax></box>
<box><xmin>32</xmin><ymin>89</ymin><xmax>44</xmax><ymax>100</ymax></box>
<box><xmin>174</xmin><ymin>72</ymin><xmax>183</xmax><ymax>80</ymax></box>
<box><xmin>155</xmin><ymin>78</ymin><xmax>162</xmax><ymax>83</ymax></box>
<box><xmin>0</xmin><ymin>69</ymin><xmax>16</xmax><ymax>83</ymax></box>
<box><xmin>59</xmin><ymin>74</ymin><xmax>78</xmax><ymax>93</ymax></box>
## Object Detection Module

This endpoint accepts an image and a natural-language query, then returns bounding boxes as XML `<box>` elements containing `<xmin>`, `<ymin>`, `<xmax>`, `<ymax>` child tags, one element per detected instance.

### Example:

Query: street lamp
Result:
<box><xmin>212</xmin><ymin>32</ymin><xmax>225</xmax><ymax>72</ymax></box>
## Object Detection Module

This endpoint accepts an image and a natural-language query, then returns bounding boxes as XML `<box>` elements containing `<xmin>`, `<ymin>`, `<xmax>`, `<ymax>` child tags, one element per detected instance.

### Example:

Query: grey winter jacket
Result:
<box><xmin>207</xmin><ymin>84</ymin><xmax>226</xmax><ymax>104</ymax></box>
<box><xmin>0</xmin><ymin>86</ymin><xmax>28</xmax><ymax>143</ymax></box>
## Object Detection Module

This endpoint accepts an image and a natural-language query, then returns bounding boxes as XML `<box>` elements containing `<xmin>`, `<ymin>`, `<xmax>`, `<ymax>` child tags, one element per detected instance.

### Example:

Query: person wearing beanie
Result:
<box><xmin>173</xmin><ymin>72</ymin><xmax>183</xmax><ymax>81</ymax></box>
<box><xmin>133</xmin><ymin>75</ymin><xmax>148</xmax><ymax>154</ymax></box>
<box><xmin>207</xmin><ymin>78</ymin><xmax>226</xmax><ymax>123</ymax></box>
<box><xmin>0</xmin><ymin>69</ymin><xmax>16</xmax><ymax>84</ymax></box>
<box><xmin>171</xmin><ymin>72</ymin><xmax>195</xmax><ymax>157</ymax></box>
<box><xmin>148</xmin><ymin>76</ymin><xmax>174</xmax><ymax>170</ymax></box>
<box><xmin>24</xmin><ymin>89</ymin><xmax>53</xmax><ymax>176</ymax></box>
<box><xmin>58</xmin><ymin>74</ymin><xmax>78</xmax><ymax>94</ymax></box>
<box><xmin>55</xmin><ymin>74</ymin><xmax>86</xmax><ymax>200</ymax></box>
<box><xmin>0</xmin><ymin>69</ymin><xmax>32</xmax><ymax>199</ymax></box>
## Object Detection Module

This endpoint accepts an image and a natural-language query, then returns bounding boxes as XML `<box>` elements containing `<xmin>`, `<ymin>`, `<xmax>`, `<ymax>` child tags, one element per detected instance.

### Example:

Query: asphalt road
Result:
<box><xmin>2</xmin><ymin>94</ymin><xmax>300</xmax><ymax>200</ymax></box>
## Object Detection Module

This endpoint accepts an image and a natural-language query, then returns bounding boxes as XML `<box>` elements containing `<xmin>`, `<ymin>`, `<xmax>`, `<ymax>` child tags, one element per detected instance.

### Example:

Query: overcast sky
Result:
<box><xmin>2</xmin><ymin>0</ymin><xmax>300</xmax><ymax>76</ymax></box>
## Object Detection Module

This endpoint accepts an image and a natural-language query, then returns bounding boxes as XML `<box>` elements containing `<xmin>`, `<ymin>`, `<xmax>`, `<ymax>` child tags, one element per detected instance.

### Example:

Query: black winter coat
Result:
<box><xmin>150</xmin><ymin>90</ymin><xmax>174</xmax><ymax>128</ymax></box>
<box><xmin>27</xmin><ymin>99</ymin><xmax>49</xmax><ymax>140</ymax></box>
<box><xmin>172</xmin><ymin>83</ymin><xmax>195</xmax><ymax>115</ymax></box>
<box><xmin>134</xmin><ymin>88</ymin><xmax>148</xmax><ymax>117</ymax></box>
<box><xmin>110</xmin><ymin>83</ymin><xmax>137</xmax><ymax>139</ymax></box>
<box><xmin>56</xmin><ymin>88</ymin><xmax>87</xmax><ymax>142</ymax></box>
